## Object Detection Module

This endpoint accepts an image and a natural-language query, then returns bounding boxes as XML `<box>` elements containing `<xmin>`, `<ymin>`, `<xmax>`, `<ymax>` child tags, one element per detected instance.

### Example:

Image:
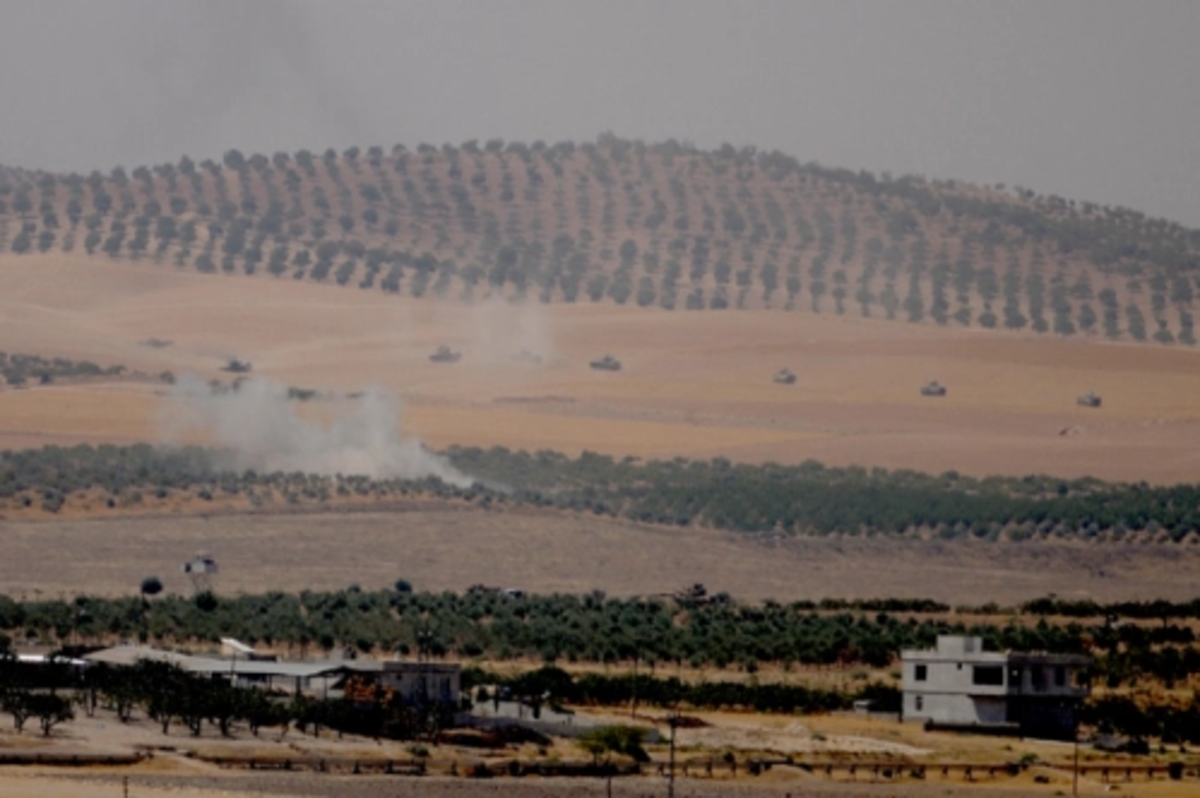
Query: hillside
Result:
<box><xmin>4</xmin><ymin>250</ymin><xmax>1200</xmax><ymax>481</ymax></box>
<box><xmin>2</xmin><ymin>135</ymin><xmax>1199</xmax><ymax>346</ymax></box>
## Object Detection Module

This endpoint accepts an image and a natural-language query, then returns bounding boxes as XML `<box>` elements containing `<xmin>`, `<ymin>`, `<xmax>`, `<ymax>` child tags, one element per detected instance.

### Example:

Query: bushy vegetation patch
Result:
<box><xmin>4</xmin><ymin>443</ymin><xmax>1200</xmax><ymax>544</ymax></box>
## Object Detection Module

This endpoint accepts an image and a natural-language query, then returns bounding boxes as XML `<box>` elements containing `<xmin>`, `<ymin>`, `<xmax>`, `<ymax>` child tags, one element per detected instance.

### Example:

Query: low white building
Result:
<box><xmin>373</xmin><ymin>661</ymin><xmax>461</xmax><ymax>706</ymax></box>
<box><xmin>901</xmin><ymin>635</ymin><xmax>1090</xmax><ymax>739</ymax></box>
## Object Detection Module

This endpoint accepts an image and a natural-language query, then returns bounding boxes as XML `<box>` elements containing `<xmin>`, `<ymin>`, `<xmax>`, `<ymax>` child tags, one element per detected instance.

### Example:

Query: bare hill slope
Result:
<box><xmin>2</xmin><ymin>254</ymin><xmax>1200</xmax><ymax>482</ymax></box>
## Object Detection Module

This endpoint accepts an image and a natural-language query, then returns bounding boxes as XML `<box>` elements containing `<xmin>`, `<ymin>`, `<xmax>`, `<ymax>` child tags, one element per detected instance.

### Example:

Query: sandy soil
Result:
<box><xmin>3</xmin><ymin>254</ymin><xmax>1200</xmax><ymax>482</ymax></box>
<box><xmin>2</xmin><ymin>506</ymin><xmax>1197</xmax><ymax>603</ymax></box>
<box><xmin>0</xmin><ymin>771</ymin><xmax>1102</xmax><ymax>798</ymax></box>
<box><xmin>2</xmin><ymin>707</ymin><xmax>1197</xmax><ymax>797</ymax></box>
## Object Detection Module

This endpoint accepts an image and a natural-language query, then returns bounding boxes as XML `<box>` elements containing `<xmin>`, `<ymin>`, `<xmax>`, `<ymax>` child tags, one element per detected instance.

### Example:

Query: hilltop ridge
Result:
<box><xmin>2</xmin><ymin>135</ymin><xmax>1198</xmax><ymax>346</ymax></box>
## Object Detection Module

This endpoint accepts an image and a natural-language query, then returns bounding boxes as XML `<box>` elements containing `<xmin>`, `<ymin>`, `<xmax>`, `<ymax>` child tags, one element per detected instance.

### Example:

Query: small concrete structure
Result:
<box><xmin>371</xmin><ymin>661</ymin><xmax>462</xmax><ymax>706</ymax></box>
<box><xmin>901</xmin><ymin>635</ymin><xmax>1090</xmax><ymax>739</ymax></box>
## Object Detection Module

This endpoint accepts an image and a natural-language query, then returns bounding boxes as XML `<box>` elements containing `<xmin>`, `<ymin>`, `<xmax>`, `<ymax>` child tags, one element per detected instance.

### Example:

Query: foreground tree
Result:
<box><xmin>140</xmin><ymin>576</ymin><xmax>164</xmax><ymax>601</ymax></box>
<box><xmin>28</xmin><ymin>693</ymin><xmax>73</xmax><ymax>737</ymax></box>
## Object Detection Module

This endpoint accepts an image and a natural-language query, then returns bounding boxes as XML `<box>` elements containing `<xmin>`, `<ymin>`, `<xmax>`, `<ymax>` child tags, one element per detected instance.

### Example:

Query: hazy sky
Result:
<box><xmin>2</xmin><ymin>1</ymin><xmax>1197</xmax><ymax>226</ymax></box>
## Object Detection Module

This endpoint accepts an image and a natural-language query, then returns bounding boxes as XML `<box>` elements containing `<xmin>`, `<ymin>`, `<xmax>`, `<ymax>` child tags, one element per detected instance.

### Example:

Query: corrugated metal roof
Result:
<box><xmin>186</xmin><ymin>659</ymin><xmax>349</xmax><ymax>678</ymax></box>
<box><xmin>85</xmin><ymin>646</ymin><xmax>356</xmax><ymax>678</ymax></box>
<box><xmin>83</xmin><ymin>646</ymin><xmax>462</xmax><ymax>680</ymax></box>
<box><xmin>84</xmin><ymin>645</ymin><xmax>194</xmax><ymax>668</ymax></box>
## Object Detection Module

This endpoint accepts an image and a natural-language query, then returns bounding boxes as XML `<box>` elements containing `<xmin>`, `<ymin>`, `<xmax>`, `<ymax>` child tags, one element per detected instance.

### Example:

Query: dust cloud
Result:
<box><xmin>160</xmin><ymin>374</ymin><xmax>471</xmax><ymax>486</ymax></box>
<box><xmin>461</xmin><ymin>295</ymin><xmax>555</xmax><ymax>367</ymax></box>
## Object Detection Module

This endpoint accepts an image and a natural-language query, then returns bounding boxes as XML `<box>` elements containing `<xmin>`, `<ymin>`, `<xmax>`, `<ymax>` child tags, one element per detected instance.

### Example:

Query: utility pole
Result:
<box><xmin>416</xmin><ymin>625</ymin><xmax>432</xmax><ymax>731</ymax></box>
<box><xmin>630</xmin><ymin>653</ymin><xmax>638</xmax><ymax>718</ymax></box>
<box><xmin>667</xmin><ymin>708</ymin><xmax>680</xmax><ymax>798</ymax></box>
<box><xmin>1072</xmin><ymin>723</ymin><xmax>1080</xmax><ymax>797</ymax></box>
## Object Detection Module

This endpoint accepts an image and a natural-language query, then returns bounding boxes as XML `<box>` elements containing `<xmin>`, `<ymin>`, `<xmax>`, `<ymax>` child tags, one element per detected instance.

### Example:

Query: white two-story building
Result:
<box><xmin>901</xmin><ymin>635</ymin><xmax>1090</xmax><ymax>739</ymax></box>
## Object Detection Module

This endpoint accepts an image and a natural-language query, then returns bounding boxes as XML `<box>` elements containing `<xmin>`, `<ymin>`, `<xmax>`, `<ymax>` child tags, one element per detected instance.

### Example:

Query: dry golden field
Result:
<box><xmin>3</xmin><ymin>253</ymin><xmax>1200</xmax><ymax>483</ymax></box>
<box><xmin>3</xmin><ymin>505</ymin><xmax>1198</xmax><ymax>603</ymax></box>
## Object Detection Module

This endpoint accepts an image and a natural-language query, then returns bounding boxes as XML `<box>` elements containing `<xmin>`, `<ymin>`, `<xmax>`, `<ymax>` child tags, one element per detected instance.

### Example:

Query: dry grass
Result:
<box><xmin>3</xmin><ymin>505</ymin><xmax>1199</xmax><ymax>604</ymax></box>
<box><xmin>3</xmin><ymin>706</ymin><xmax>1200</xmax><ymax>797</ymax></box>
<box><xmin>4</xmin><ymin>254</ymin><xmax>1200</xmax><ymax>483</ymax></box>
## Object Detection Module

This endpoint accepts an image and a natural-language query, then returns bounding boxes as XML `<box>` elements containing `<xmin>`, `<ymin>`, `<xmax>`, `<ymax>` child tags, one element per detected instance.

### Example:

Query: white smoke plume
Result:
<box><xmin>463</xmin><ymin>294</ymin><xmax>555</xmax><ymax>367</ymax></box>
<box><xmin>161</xmin><ymin>374</ymin><xmax>472</xmax><ymax>487</ymax></box>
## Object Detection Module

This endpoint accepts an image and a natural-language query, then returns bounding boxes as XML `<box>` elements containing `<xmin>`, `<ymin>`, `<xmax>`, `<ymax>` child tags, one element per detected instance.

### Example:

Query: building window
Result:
<box><xmin>914</xmin><ymin>664</ymin><xmax>927</xmax><ymax>682</ymax></box>
<box><xmin>972</xmin><ymin>665</ymin><xmax>1004</xmax><ymax>686</ymax></box>
<box><xmin>1032</xmin><ymin>666</ymin><xmax>1046</xmax><ymax>691</ymax></box>
<box><xmin>1055</xmin><ymin>666</ymin><xmax>1066</xmax><ymax>687</ymax></box>
<box><xmin>915</xmin><ymin>695</ymin><xmax>924</xmax><ymax>711</ymax></box>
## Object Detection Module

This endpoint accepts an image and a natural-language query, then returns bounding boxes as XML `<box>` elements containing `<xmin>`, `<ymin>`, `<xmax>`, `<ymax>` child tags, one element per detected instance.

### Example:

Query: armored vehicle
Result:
<box><xmin>1076</xmin><ymin>391</ymin><xmax>1102</xmax><ymax>408</ymax></box>
<box><xmin>589</xmin><ymin>354</ymin><xmax>622</xmax><ymax>371</ymax></box>
<box><xmin>429</xmin><ymin>345</ymin><xmax>462</xmax><ymax>363</ymax></box>
<box><xmin>774</xmin><ymin>368</ymin><xmax>796</xmax><ymax>385</ymax></box>
<box><xmin>920</xmin><ymin>380</ymin><xmax>947</xmax><ymax>397</ymax></box>
<box><xmin>672</xmin><ymin>583</ymin><xmax>730</xmax><ymax>607</ymax></box>
<box><xmin>222</xmin><ymin>358</ymin><xmax>252</xmax><ymax>374</ymax></box>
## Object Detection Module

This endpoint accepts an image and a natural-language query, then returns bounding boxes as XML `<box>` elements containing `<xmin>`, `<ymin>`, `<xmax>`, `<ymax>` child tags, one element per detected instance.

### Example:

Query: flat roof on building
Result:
<box><xmin>83</xmin><ymin>645</ymin><xmax>462</xmax><ymax>679</ymax></box>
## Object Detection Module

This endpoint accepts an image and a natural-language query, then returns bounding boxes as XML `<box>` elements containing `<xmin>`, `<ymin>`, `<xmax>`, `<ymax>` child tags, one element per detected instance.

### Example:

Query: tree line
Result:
<box><xmin>1081</xmin><ymin>695</ymin><xmax>1200</xmax><ymax>747</ymax></box>
<box><xmin>469</xmin><ymin>664</ymin><xmax>899</xmax><ymax>716</ymax></box>
<box><xmin>6</xmin><ymin>584</ymin><xmax>1200</xmax><ymax>692</ymax></box>
<box><xmin>448</xmin><ymin>446</ymin><xmax>1200</xmax><ymax>542</ymax></box>
<box><xmin>0</xmin><ymin>352</ymin><xmax>171</xmax><ymax>388</ymax></box>
<box><xmin>4</xmin><ymin>442</ymin><xmax>1200</xmax><ymax>543</ymax></box>
<box><xmin>0</xmin><ymin>587</ymin><xmax>1110</xmax><ymax>676</ymax></box>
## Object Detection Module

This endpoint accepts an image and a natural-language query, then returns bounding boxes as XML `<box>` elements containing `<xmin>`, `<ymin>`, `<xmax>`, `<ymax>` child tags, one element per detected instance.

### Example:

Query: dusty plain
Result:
<box><xmin>2</xmin><ymin>254</ymin><xmax>1200</xmax><ymax>482</ymax></box>
<box><xmin>3</xmin><ymin>506</ymin><xmax>1199</xmax><ymax>603</ymax></box>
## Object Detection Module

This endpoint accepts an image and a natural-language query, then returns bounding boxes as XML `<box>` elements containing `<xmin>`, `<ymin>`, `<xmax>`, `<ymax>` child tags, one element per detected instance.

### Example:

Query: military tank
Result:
<box><xmin>222</xmin><ymin>357</ymin><xmax>252</xmax><ymax>374</ymax></box>
<box><xmin>920</xmin><ymin>380</ymin><xmax>947</xmax><ymax>397</ymax></box>
<box><xmin>429</xmin><ymin>345</ymin><xmax>462</xmax><ymax>363</ymax></box>
<box><xmin>589</xmin><ymin>354</ymin><xmax>622</xmax><ymax>371</ymax></box>
<box><xmin>672</xmin><ymin>583</ymin><xmax>730</xmax><ymax>607</ymax></box>
<box><xmin>1076</xmin><ymin>390</ymin><xmax>1102</xmax><ymax>408</ymax></box>
<box><xmin>773</xmin><ymin>368</ymin><xmax>796</xmax><ymax>385</ymax></box>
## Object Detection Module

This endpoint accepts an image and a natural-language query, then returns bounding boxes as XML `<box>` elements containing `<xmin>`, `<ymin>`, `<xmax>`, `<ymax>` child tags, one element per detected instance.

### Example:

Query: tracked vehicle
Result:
<box><xmin>589</xmin><ymin>354</ymin><xmax>622</xmax><ymax>371</ymax></box>
<box><xmin>429</xmin><ymin>345</ymin><xmax>462</xmax><ymax>363</ymax></box>
<box><xmin>920</xmin><ymin>380</ymin><xmax>947</xmax><ymax>397</ymax></box>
